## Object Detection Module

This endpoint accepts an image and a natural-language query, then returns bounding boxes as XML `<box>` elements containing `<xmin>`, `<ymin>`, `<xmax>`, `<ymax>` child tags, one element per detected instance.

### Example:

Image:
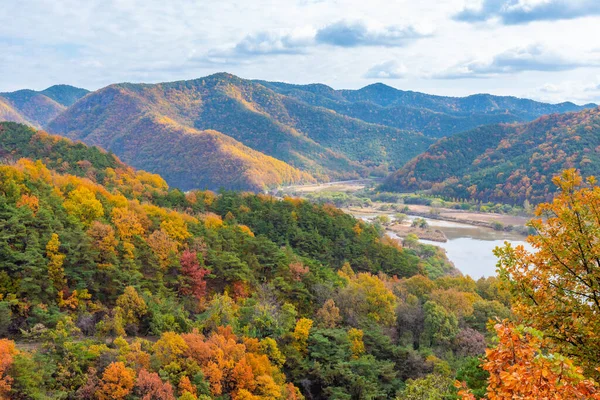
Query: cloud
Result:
<box><xmin>364</xmin><ymin>61</ymin><xmax>406</xmax><ymax>79</ymax></box>
<box><xmin>315</xmin><ymin>20</ymin><xmax>430</xmax><ymax>47</ymax></box>
<box><xmin>435</xmin><ymin>44</ymin><xmax>592</xmax><ymax>79</ymax></box>
<box><xmin>454</xmin><ymin>0</ymin><xmax>600</xmax><ymax>25</ymax></box>
<box><xmin>202</xmin><ymin>28</ymin><xmax>315</xmax><ymax>65</ymax></box>
<box><xmin>226</xmin><ymin>30</ymin><xmax>314</xmax><ymax>57</ymax></box>
<box><xmin>532</xmin><ymin>79</ymin><xmax>600</xmax><ymax>104</ymax></box>
<box><xmin>202</xmin><ymin>19</ymin><xmax>430</xmax><ymax>65</ymax></box>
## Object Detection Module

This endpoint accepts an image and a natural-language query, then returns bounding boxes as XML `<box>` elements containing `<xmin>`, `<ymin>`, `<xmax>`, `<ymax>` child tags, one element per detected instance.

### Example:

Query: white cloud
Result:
<box><xmin>0</xmin><ymin>0</ymin><xmax>599</xmax><ymax>106</ymax></box>
<box><xmin>364</xmin><ymin>61</ymin><xmax>407</xmax><ymax>79</ymax></box>
<box><xmin>435</xmin><ymin>44</ymin><xmax>597</xmax><ymax>79</ymax></box>
<box><xmin>455</xmin><ymin>0</ymin><xmax>600</xmax><ymax>25</ymax></box>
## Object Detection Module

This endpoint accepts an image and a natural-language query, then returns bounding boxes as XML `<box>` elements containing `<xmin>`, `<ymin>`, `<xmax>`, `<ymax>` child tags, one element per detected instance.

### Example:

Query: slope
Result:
<box><xmin>383</xmin><ymin>107</ymin><xmax>600</xmax><ymax>205</ymax></box>
<box><xmin>47</xmin><ymin>73</ymin><xmax>433</xmax><ymax>189</ymax></box>
<box><xmin>0</xmin><ymin>84</ymin><xmax>89</xmax><ymax>127</ymax></box>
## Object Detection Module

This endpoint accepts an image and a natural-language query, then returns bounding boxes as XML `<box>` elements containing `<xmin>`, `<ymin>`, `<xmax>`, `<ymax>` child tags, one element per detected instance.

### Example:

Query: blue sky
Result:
<box><xmin>2</xmin><ymin>0</ymin><xmax>600</xmax><ymax>104</ymax></box>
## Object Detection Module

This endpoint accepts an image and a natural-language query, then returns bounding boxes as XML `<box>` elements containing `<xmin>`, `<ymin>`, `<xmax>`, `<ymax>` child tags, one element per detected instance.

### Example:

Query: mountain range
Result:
<box><xmin>0</xmin><ymin>85</ymin><xmax>89</xmax><ymax>128</ymax></box>
<box><xmin>383</xmin><ymin>106</ymin><xmax>600</xmax><ymax>205</ymax></box>
<box><xmin>0</xmin><ymin>73</ymin><xmax>596</xmax><ymax>191</ymax></box>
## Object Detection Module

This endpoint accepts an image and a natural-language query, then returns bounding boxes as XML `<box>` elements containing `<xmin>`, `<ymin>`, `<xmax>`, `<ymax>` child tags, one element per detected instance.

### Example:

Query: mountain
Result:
<box><xmin>258</xmin><ymin>80</ymin><xmax>595</xmax><ymax>137</ymax></box>
<box><xmin>382</xmin><ymin>107</ymin><xmax>600</xmax><ymax>205</ymax></box>
<box><xmin>47</xmin><ymin>73</ymin><xmax>432</xmax><ymax>190</ymax></box>
<box><xmin>0</xmin><ymin>84</ymin><xmax>89</xmax><ymax>127</ymax></box>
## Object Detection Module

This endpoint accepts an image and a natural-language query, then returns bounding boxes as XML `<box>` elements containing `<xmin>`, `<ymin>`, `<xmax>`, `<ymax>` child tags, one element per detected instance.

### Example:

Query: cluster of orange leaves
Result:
<box><xmin>457</xmin><ymin>321</ymin><xmax>600</xmax><ymax>400</ymax></box>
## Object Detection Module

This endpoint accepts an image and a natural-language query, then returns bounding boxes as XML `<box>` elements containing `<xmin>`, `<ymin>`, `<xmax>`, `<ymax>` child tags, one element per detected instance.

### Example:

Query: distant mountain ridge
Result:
<box><xmin>0</xmin><ymin>85</ymin><xmax>89</xmax><ymax>128</ymax></box>
<box><xmin>382</xmin><ymin>106</ymin><xmax>600</xmax><ymax>205</ymax></box>
<box><xmin>258</xmin><ymin>80</ymin><xmax>595</xmax><ymax>137</ymax></box>
<box><xmin>1</xmin><ymin>73</ymin><xmax>595</xmax><ymax>192</ymax></box>
<box><xmin>46</xmin><ymin>73</ymin><xmax>433</xmax><ymax>190</ymax></box>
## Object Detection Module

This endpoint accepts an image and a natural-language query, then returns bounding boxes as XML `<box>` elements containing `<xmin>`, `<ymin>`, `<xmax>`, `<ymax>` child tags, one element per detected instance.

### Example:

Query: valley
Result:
<box><xmin>279</xmin><ymin>179</ymin><xmax>531</xmax><ymax>278</ymax></box>
<box><xmin>1</xmin><ymin>75</ymin><xmax>599</xmax><ymax>400</ymax></box>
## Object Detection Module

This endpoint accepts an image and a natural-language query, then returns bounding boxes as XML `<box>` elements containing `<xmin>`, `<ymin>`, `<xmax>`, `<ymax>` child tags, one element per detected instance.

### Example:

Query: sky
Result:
<box><xmin>2</xmin><ymin>0</ymin><xmax>600</xmax><ymax>104</ymax></box>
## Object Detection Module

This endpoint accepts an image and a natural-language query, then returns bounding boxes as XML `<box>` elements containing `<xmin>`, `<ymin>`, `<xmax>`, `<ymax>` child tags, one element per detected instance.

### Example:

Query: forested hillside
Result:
<box><xmin>3</xmin><ymin>74</ymin><xmax>593</xmax><ymax>192</ymax></box>
<box><xmin>46</xmin><ymin>73</ymin><xmax>432</xmax><ymax>190</ymax></box>
<box><xmin>0</xmin><ymin>122</ymin><xmax>511</xmax><ymax>399</ymax></box>
<box><xmin>383</xmin><ymin>107</ymin><xmax>600</xmax><ymax>205</ymax></box>
<box><xmin>0</xmin><ymin>85</ymin><xmax>88</xmax><ymax>128</ymax></box>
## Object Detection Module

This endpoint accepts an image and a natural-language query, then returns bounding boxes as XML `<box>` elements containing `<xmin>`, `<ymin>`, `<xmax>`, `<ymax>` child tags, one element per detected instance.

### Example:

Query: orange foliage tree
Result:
<box><xmin>495</xmin><ymin>169</ymin><xmax>600</xmax><ymax>373</ymax></box>
<box><xmin>96</xmin><ymin>361</ymin><xmax>136</xmax><ymax>400</ymax></box>
<box><xmin>0</xmin><ymin>339</ymin><xmax>18</xmax><ymax>398</ymax></box>
<box><xmin>457</xmin><ymin>321</ymin><xmax>600</xmax><ymax>400</ymax></box>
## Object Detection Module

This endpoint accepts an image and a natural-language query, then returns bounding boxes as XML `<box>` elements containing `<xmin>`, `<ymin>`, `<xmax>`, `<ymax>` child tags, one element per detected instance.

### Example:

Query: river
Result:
<box><xmin>355</xmin><ymin>213</ymin><xmax>532</xmax><ymax>278</ymax></box>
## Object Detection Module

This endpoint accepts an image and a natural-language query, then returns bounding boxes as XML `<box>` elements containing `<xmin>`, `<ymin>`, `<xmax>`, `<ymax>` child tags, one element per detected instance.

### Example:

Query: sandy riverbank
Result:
<box><xmin>387</xmin><ymin>223</ymin><xmax>448</xmax><ymax>242</ymax></box>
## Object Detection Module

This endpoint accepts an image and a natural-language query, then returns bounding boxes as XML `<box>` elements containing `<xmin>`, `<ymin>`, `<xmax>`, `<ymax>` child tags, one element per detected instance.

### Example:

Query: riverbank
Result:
<box><xmin>387</xmin><ymin>223</ymin><xmax>448</xmax><ymax>242</ymax></box>
<box><xmin>344</xmin><ymin>204</ymin><xmax>529</xmax><ymax>234</ymax></box>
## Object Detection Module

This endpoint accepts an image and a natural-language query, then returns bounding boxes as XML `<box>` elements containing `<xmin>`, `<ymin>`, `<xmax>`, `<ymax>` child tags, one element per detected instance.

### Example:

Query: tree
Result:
<box><xmin>153</xmin><ymin>332</ymin><xmax>188</xmax><ymax>365</ymax></box>
<box><xmin>135</xmin><ymin>369</ymin><xmax>175</xmax><ymax>400</ymax></box>
<box><xmin>348</xmin><ymin>328</ymin><xmax>365</xmax><ymax>359</ymax></box>
<box><xmin>316</xmin><ymin>299</ymin><xmax>341</xmax><ymax>329</ymax></box>
<box><xmin>46</xmin><ymin>233</ymin><xmax>66</xmax><ymax>292</ymax></box>
<box><xmin>87</xmin><ymin>221</ymin><xmax>118</xmax><ymax>267</ymax></box>
<box><xmin>63</xmin><ymin>186</ymin><xmax>104</xmax><ymax>226</ymax></box>
<box><xmin>178</xmin><ymin>376</ymin><xmax>197</xmax><ymax>399</ymax></box>
<box><xmin>421</xmin><ymin>301</ymin><xmax>458</xmax><ymax>347</ymax></box>
<box><xmin>116</xmin><ymin>286</ymin><xmax>148</xmax><ymax>330</ymax></box>
<box><xmin>292</xmin><ymin>318</ymin><xmax>313</xmax><ymax>354</ymax></box>
<box><xmin>338</xmin><ymin>272</ymin><xmax>397</xmax><ymax>327</ymax></box>
<box><xmin>97</xmin><ymin>362</ymin><xmax>136</xmax><ymax>400</ymax></box>
<box><xmin>180</xmin><ymin>250</ymin><xmax>208</xmax><ymax>301</ymax></box>
<box><xmin>147</xmin><ymin>230</ymin><xmax>178</xmax><ymax>270</ymax></box>
<box><xmin>397</xmin><ymin>374</ymin><xmax>454</xmax><ymax>400</ymax></box>
<box><xmin>495</xmin><ymin>169</ymin><xmax>600</xmax><ymax>373</ymax></box>
<box><xmin>0</xmin><ymin>339</ymin><xmax>17</xmax><ymax>398</ymax></box>
<box><xmin>457</xmin><ymin>321</ymin><xmax>600</xmax><ymax>399</ymax></box>
<box><xmin>111</xmin><ymin>207</ymin><xmax>145</xmax><ymax>239</ymax></box>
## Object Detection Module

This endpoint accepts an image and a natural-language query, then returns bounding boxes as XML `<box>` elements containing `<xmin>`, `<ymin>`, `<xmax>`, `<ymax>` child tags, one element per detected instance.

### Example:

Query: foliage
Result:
<box><xmin>0</xmin><ymin>123</ymin><xmax>515</xmax><ymax>399</ymax></box>
<box><xmin>384</xmin><ymin>108</ymin><xmax>600</xmax><ymax>205</ymax></box>
<box><xmin>457</xmin><ymin>321</ymin><xmax>600</xmax><ymax>399</ymax></box>
<box><xmin>495</xmin><ymin>169</ymin><xmax>600</xmax><ymax>374</ymax></box>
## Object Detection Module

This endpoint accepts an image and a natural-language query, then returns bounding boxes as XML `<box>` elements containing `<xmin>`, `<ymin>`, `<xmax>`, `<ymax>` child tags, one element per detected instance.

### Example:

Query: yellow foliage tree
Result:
<box><xmin>292</xmin><ymin>318</ymin><xmax>313</xmax><ymax>354</ymax></box>
<box><xmin>46</xmin><ymin>233</ymin><xmax>66</xmax><ymax>292</ymax></box>
<box><xmin>63</xmin><ymin>186</ymin><xmax>104</xmax><ymax>226</ymax></box>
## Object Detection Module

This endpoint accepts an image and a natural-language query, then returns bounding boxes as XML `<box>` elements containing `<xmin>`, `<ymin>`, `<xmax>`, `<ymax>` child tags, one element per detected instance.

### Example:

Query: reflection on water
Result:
<box><xmin>411</xmin><ymin>216</ymin><xmax>532</xmax><ymax>278</ymax></box>
<box><xmin>351</xmin><ymin>212</ymin><xmax>532</xmax><ymax>278</ymax></box>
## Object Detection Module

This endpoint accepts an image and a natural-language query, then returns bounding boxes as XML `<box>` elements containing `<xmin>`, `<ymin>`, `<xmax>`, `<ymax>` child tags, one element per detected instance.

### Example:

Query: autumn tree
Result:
<box><xmin>179</xmin><ymin>250</ymin><xmax>208</xmax><ymax>301</ymax></box>
<box><xmin>46</xmin><ymin>233</ymin><xmax>66</xmax><ymax>292</ymax></box>
<box><xmin>153</xmin><ymin>332</ymin><xmax>188</xmax><ymax>365</ymax></box>
<box><xmin>116</xmin><ymin>286</ymin><xmax>148</xmax><ymax>332</ymax></box>
<box><xmin>495</xmin><ymin>169</ymin><xmax>600</xmax><ymax>373</ymax></box>
<box><xmin>147</xmin><ymin>230</ymin><xmax>178</xmax><ymax>270</ymax></box>
<box><xmin>87</xmin><ymin>221</ymin><xmax>119</xmax><ymax>267</ymax></box>
<box><xmin>315</xmin><ymin>299</ymin><xmax>341</xmax><ymax>329</ymax></box>
<box><xmin>457</xmin><ymin>321</ymin><xmax>600</xmax><ymax>399</ymax></box>
<box><xmin>63</xmin><ymin>186</ymin><xmax>104</xmax><ymax>226</ymax></box>
<box><xmin>337</xmin><ymin>272</ymin><xmax>397</xmax><ymax>326</ymax></box>
<box><xmin>348</xmin><ymin>328</ymin><xmax>365</xmax><ymax>359</ymax></box>
<box><xmin>0</xmin><ymin>339</ymin><xmax>17</xmax><ymax>398</ymax></box>
<box><xmin>96</xmin><ymin>362</ymin><xmax>136</xmax><ymax>400</ymax></box>
<box><xmin>292</xmin><ymin>318</ymin><xmax>313</xmax><ymax>354</ymax></box>
<box><xmin>135</xmin><ymin>369</ymin><xmax>175</xmax><ymax>400</ymax></box>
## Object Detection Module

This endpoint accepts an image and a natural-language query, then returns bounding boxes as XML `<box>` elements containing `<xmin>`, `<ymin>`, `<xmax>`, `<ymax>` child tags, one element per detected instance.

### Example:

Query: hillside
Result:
<box><xmin>0</xmin><ymin>84</ymin><xmax>88</xmax><ymax>127</ymax></box>
<box><xmin>382</xmin><ymin>107</ymin><xmax>600</xmax><ymax>205</ymax></box>
<box><xmin>46</xmin><ymin>73</ymin><xmax>433</xmax><ymax>190</ymax></box>
<box><xmin>0</xmin><ymin>122</ymin><xmax>510</xmax><ymax>400</ymax></box>
<box><xmin>259</xmin><ymin>80</ymin><xmax>595</xmax><ymax>137</ymax></box>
